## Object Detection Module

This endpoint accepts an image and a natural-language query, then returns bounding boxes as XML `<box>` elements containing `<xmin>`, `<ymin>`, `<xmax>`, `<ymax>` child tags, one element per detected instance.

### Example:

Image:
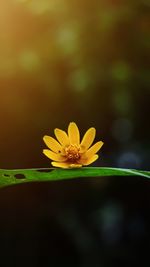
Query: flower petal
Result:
<box><xmin>82</xmin><ymin>154</ymin><xmax>99</xmax><ymax>166</ymax></box>
<box><xmin>69</xmin><ymin>164</ymin><xmax>82</xmax><ymax>168</ymax></box>
<box><xmin>54</xmin><ymin>128</ymin><xmax>70</xmax><ymax>147</ymax></box>
<box><xmin>84</xmin><ymin>141</ymin><xmax>104</xmax><ymax>159</ymax></box>
<box><xmin>43</xmin><ymin>149</ymin><xmax>66</xmax><ymax>162</ymax></box>
<box><xmin>43</xmin><ymin>135</ymin><xmax>62</xmax><ymax>153</ymax></box>
<box><xmin>68</xmin><ymin>122</ymin><xmax>80</xmax><ymax>145</ymax></box>
<box><xmin>51</xmin><ymin>162</ymin><xmax>82</xmax><ymax>169</ymax></box>
<box><xmin>80</xmin><ymin>127</ymin><xmax>96</xmax><ymax>152</ymax></box>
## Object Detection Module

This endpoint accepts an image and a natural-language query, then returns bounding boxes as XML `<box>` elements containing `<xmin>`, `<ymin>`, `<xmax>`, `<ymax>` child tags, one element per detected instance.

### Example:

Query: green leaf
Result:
<box><xmin>0</xmin><ymin>167</ymin><xmax>150</xmax><ymax>188</ymax></box>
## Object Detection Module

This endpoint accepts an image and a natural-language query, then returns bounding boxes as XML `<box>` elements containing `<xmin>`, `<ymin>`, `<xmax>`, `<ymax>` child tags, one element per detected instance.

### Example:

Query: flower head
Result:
<box><xmin>43</xmin><ymin>122</ymin><xmax>104</xmax><ymax>169</ymax></box>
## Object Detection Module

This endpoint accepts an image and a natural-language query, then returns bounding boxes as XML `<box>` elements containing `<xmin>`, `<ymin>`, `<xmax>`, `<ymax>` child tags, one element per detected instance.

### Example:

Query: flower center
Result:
<box><xmin>65</xmin><ymin>145</ymin><xmax>80</xmax><ymax>162</ymax></box>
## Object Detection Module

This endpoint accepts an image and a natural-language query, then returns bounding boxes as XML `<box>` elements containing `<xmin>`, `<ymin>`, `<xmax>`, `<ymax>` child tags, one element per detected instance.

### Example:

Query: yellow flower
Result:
<box><xmin>43</xmin><ymin>122</ymin><xmax>104</xmax><ymax>169</ymax></box>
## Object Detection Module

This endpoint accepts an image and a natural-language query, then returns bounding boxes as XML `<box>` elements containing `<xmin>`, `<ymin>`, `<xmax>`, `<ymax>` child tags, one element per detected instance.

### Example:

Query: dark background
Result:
<box><xmin>0</xmin><ymin>0</ymin><xmax>149</xmax><ymax>266</ymax></box>
<box><xmin>0</xmin><ymin>176</ymin><xmax>150</xmax><ymax>266</ymax></box>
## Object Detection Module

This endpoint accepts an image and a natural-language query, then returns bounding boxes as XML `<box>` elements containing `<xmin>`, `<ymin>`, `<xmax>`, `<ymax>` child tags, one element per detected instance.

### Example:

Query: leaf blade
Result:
<box><xmin>0</xmin><ymin>167</ymin><xmax>150</xmax><ymax>187</ymax></box>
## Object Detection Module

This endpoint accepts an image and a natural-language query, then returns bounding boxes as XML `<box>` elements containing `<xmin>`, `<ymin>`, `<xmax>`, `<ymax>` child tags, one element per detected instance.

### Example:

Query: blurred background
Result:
<box><xmin>0</xmin><ymin>0</ymin><xmax>149</xmax><ymax>169</ymax></box>
<box><xmin>0</xmin><ymin>0</ymin><xmax>150</xmax><ymax>266</ymax></box>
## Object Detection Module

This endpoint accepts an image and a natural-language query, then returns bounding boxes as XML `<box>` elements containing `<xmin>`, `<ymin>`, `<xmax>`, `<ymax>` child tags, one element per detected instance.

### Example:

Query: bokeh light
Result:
<box><xmin>0</xmin><ymin>0</ymin><xmax>149</xmax><ymax>169</ymax></box>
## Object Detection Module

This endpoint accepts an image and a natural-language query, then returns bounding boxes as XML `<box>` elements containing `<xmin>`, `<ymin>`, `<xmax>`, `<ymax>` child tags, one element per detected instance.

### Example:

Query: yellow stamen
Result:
<box><xmin>65</xmin><ymin>145</ymin><xmax>81</xmax><ymax>162</ymax></box>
